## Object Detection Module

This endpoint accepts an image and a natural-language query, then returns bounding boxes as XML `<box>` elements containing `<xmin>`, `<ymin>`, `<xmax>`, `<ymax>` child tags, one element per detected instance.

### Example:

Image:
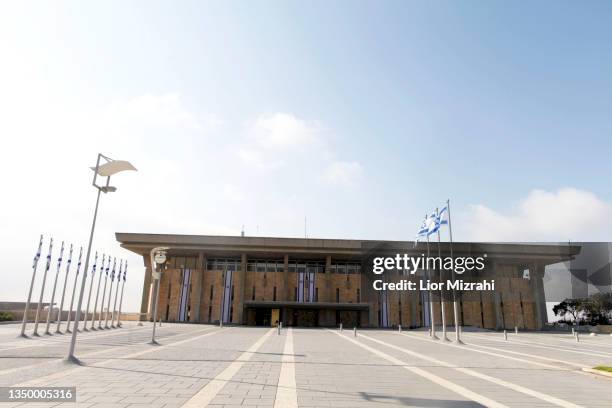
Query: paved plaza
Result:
<box><xmin>0</xmin><ymin>323</ymin><xmax>611</xmax><ymax>407</ymax></box>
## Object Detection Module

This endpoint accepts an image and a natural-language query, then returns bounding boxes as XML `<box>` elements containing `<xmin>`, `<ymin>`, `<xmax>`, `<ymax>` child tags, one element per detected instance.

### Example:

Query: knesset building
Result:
<box><xmin>116</xmin><ymin>233</ymin><xmax>579</xmax><ymax>329</ymax></box>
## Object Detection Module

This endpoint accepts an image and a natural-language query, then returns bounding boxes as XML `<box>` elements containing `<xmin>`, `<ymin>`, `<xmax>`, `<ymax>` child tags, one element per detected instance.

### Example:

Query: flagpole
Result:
<box><xmin>447</xmin><ymin>199</ymin><xmax>462</xmax><ymax>344</ymax></box>
<box><xmin>55</xmin><ymin>244</ymin><xmax>73</xmax><ymax>333</ymax></box>
<box><xmin>426</xmin><ymin>234</ymin><xmax>438</xmax><ymax>339</ymax></box>
<box><xmin>33</xmin><ymin>238</ymin><xmax>54</xmax><ymax>336</ymax></box>
<box><xmin>20</xmin><ymin>235</ymin><xmax>44</xmax><ymax>337</ymax></box>
<box><xmin>65</xmin><ymin>247</ymin><xmax>83</xmax><ymax>333</ymax></box>
<box><xmin>436</xmin><ymin>208</ymin><xmax>449</xmax><ymax>341</ymax></box>
<box><xmin>117</xmin><ymin>262</ymin><xmax>127</xmax><ymax>328</ymax></box>
<box><xmin>111</xmin><ymin>260</ymin><xmax>122</xmax><ymax>328</ymax></box>
<box><xmin>98</xmin><ymin>258</ymin><xmax>111</xmax><ymax>329</ymax></box>
<box><xmin>104</xmin><ymin>258</ymin><xmax>116</xmax><ymax>329</ymax></box>
<box><xmin>82</xmin><ymin>252</ymin><xmax>98</xmax><ymax>331</ymax></box>
<box><xmin>44</xmin><ymin>241</ymin><xmax>65</xmax><ymax>335</ymax></box>
<box><xmin>91</xmin><ymin>254</ymin><xmax>106</xmax><ymax>330</ymax></box>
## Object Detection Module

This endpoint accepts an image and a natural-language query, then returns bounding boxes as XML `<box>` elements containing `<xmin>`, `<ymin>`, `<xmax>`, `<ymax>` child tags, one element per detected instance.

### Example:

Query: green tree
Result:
<box><xmin>552</xmin><ymin>298</ymin><xmax>584</xmax><ymax>323</ymax></box>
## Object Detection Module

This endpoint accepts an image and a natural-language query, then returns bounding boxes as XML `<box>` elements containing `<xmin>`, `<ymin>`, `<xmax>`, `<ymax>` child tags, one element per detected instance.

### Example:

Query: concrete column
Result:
<box><xmin>410</xmin><ymin>291</ymin><xmax>418</xmax><ymax>327</ymax></box>
<box><xmin>283</xmin><ymin>254</ymin><xmax>289</xmax><ymax>301</ymax></box>
<box><xmin>190</xmin><ymin>252</ymin><xmax>204</xmax><ymax>322</ymax></box>
<box><xmin>489</xmin><ymin>261</ymin><xmax>501</xmax><ymax>329</ymax></box>
<box><xmin>533</xmin><ymin>263</ymin><xmax>547</xmax><ymax>330</ymax></box>
<box><xmin>141</xmin><ymin>256</ymin><xmax>152</xmax><ymax>321</ymax></box>
<box><xmin>238</xmin><ymin>253</ymin><xmax>247</xmax><ymax>324</ymax></box>
<box><xmin>494</xmin><ymin>291</ymin><xmax>503</xmax><ymax>329</ymax></box>
<box><xmin>325</xmin><ymin>255</ymin><xmax>332</xmax><ymax>301</ymax></box>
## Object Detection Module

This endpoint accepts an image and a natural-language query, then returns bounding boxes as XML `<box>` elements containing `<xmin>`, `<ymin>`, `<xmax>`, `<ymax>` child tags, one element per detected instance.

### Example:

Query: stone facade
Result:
<box><xmin>116</xmin><ymin>234</ymin><xmax>577</xmax><ymax>329</ymax></box>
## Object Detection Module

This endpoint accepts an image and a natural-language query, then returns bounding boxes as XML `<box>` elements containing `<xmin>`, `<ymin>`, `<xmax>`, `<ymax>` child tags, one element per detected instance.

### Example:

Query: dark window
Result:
<box><xmin>165</xmin><ymin>304</ymin><xmax>169</xmax><ymax>321</ymax></box>
<box><xmin>356</xmin><ymin>289</ymin><xmax>361</xmax><ymax>303</ymax></box>
<box><xmin>167</xmin><ymin>283</ymin><xmax>171</xmax><ymax>299</ymax></box>
<box><xmin>294</xmin><ymin>287</ymin><xmax>298</xmax><ymax>301</ymax></box>
<box><xmin>315</xmin><ymin>287</ymin><xmax>319</xmax><ymax>302</ymax></box>
<box><xmin>273</xmin><ymin>286</ymin><xmax>277</xmax><ymax>301</ymax></box>
<box><xmin>252</xmin><ymin>286</ymin><xmax>256</xmax><ymax>301</ymax></box>
<box><xmin>336</xmin><ymin>288</ymin><xmax>340</xmax><ymax>303</ymax></box>
<box><xmin>209</xmin><ymin>285</ymin><xmax>214</xmax><ymax>300</ymax></box>
<box><xmin>208</xmin><ymin>306</ymin><xmax>212</xmax><ymax>322</ymax></box>
<box><xmin>231</xmin><ymin>285</ymin><xmax>234</xmax><ymax>301</ymax></box>
<box><xmin>230</xmin><ymin>306</ymin><xmax>233</xmax><ymax>323</ymax></box>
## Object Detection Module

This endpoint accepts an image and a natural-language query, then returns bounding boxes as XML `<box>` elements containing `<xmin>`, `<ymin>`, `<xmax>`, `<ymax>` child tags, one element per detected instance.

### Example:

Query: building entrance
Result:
<box><xmin>254</xmin><ymin>308</ymin><xmax>272</xmax><ymax>326</ymax></box>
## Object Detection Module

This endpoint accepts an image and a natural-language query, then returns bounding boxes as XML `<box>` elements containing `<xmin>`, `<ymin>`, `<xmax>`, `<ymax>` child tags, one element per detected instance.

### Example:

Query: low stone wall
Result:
<box><xmin>594</xmin><ymin>325</ymin><xmax>612</xmax><ymax>334</ymax></box>
<box><xmin>4</xmin><ymin>309</ymin><xmax>139</xmax><ymax>323</ymax></box>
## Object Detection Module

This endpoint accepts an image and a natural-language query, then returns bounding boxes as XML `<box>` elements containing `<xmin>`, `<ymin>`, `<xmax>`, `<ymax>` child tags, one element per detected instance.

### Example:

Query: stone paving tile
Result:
<box><xmin>1</xmin><ymin>324</ymin><xmax>612</xmax><ymax>407</ymax></box>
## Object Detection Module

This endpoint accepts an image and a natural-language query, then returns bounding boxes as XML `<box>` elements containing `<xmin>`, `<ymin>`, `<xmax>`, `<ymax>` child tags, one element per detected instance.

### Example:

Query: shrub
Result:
<box><xmin>0</xmin><ymin>311</ymin><xmax>15</xmax><ymax>321</ymax></box>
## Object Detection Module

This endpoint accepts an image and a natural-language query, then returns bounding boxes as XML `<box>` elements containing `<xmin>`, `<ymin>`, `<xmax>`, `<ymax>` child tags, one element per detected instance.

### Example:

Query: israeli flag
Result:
<box><xmin>91</xmin><ymin>252</ymin><xmax>98</xmax><ymax>276</ymax></box>
<box><xmin>414</xmin><ymin>216</ymin><xmax>429</xmax><ymax>246</ymax></box>
<box><xmin>426</xmin><ymin>213</ymin><xmax>439</xmax><ymax>236</ymax></box>
<box><xmin>123</xmin><ymin>262</ymin><xmax>127</xmax><ymax>282</ymax></box>
<box><xmin>111</xmin><ymin>259</ymin><xmax>116</xmax><ymax>281</ymax></box>
<box><xmin>76</xmin><ymin>247</ymin><xmax>83</xmax><ymax>275</ymax></box>
<box><xmin>32</xmin><ymin>235</ymin><xmax>43</xmax><ymax>268</ymax></box>
<box><xmin>437</xmin><ymin>206</ymin><xmax>449</xmax><ymax>226</ymax></box>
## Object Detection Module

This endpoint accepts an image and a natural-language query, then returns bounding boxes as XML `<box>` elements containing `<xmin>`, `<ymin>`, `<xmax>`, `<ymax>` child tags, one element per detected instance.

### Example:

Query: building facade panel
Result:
<box><xmin>117</xmin><ymin>233</ymin><xmax>579</xmax><ymax>330</ymax></box>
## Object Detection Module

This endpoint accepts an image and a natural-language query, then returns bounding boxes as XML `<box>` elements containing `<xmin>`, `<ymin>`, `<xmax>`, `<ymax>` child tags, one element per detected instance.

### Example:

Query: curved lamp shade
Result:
<box><xmin>91</xmin><ymin>160</ymin><xmax>137</xmax><ymax>177</ymax></box>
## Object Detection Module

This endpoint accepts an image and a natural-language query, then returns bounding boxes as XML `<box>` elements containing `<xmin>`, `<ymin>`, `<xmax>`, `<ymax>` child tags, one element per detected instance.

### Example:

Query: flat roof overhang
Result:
<box><xmin>244</xmin><ymin>301</ymin><xmax>369</xmax><ymax>310</ymax></box>
<box><xmin>115</xmin><ymin>233</ymin><xmax>582</xmax><ymax>265</ymax></box>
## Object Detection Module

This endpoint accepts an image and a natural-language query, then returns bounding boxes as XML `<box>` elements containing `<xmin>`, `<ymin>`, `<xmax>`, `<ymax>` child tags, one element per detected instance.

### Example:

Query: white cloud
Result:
<box><xmin>248</xmin><ymin>112</ymin><xmax>321</xmax><ymax>149</ymax></box>
<box><xmin>324</xmin><ymin>161</ymin><xmax>364</xmax><ymax>187</ymax></box>
<box><xmin>465</xmin><ymin>188</ymin><xmax>612</xmax><ymax>241</ymax></box>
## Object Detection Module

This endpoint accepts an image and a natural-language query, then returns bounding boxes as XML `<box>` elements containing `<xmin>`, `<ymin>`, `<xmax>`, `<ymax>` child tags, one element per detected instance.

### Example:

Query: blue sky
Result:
<box><xmin>1</xmin><ymin>1</ymin><xmax>612</xmax><ymax>310</ymax></box>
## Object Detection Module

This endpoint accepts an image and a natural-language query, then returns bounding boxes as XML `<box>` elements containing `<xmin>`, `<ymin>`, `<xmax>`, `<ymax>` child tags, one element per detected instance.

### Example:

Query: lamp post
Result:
<box><xmin>150</xmin><ymin>247</ymin><xmax>169</xmax><ymax>345</ymax></box>
<box><xmin>66</xmin><ymin>153</ymin><xmax>136</xmax><ymax>363</ymax></box>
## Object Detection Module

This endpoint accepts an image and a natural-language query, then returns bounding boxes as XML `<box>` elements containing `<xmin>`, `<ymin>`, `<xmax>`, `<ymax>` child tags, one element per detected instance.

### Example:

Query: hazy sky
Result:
<box><xmin>1</xmin><ymin>1</ymin><xmax>612</xmax><ymax>312</ymax></box>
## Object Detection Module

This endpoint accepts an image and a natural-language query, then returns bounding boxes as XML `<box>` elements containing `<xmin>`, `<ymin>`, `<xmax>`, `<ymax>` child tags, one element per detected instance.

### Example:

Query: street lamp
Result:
<box><xmin>66</xmin><ymin>153</ymin><xmax>136</xmax><ymax>363</ymax></box>
<box><xmin>149</xmin><ymin>247</ymin><xmax>169</xmax><ymax>345</ymax></box>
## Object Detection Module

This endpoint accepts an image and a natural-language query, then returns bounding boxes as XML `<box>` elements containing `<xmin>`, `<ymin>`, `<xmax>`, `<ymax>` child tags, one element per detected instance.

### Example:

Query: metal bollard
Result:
<box><xmin>571</xmin><ymin>327</ymin><xmax>575</xmax><ymax>335</ymax></box>
<box><xmin>340</xmin><ymin>323</ymin><xmax>343</xmax><ymax>331</ymax></box>
<box><xmin>277</xmin><ymin>324</ymin><xmax>280</xmax><ymax>335</ymax></box>
<box><xmin>504</xmin><ymin>330</ymin><xmax>507</xmax><ymax>341</ymax></box>
<box><xmin>576</xmin><ymin>331</ymin><xmax>580</xmax><ymax>342</ymax></box>
<box><xmin>354</xmin><ymin>327</ymin><xmax>357</xmax><ymax>337</ymax></box>
<box><xmin>514</xmin><ymin>326</ymin><xmax>518</xmax><ymax>335</ymax></box>
<box><xmin>398</xmin><ymin>324</ymin><xmax>402</xmax><ymax>333</ymax></box>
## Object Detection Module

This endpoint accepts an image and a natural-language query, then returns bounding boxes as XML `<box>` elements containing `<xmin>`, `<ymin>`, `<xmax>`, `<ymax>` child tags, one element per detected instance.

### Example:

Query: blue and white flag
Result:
<box><xmin>123</xmin><ymin>261</ymin><xmax>127</xmax><ymax>282</ymax></box>
<box><xmin>426</xmin><ymin>213</ymin><xmax>439</xmax><ymax>236</ymax></box>
<box><xmin>437</xmin><ymin>206</ymin><xmax>449</xmax><ymax>226</ymax></box>
<box><xmin>106</xmin><ymin>258</ymin><xmax>112</xmax><ymax>277</ymax></box>
<box><xmin>56</xmin><ymin>241</ymin><xmax>65</xmax><ymax>270</ymax></box>
<box><xmin>66</xmin><ymin>244</ymin><xmax>73</xmax><ymax>268</ymax></box>
<box><xmin>115</xmin><ymin>260</ymin><xmax>122</xmax><ymax>282</ymax></box>
<box><xmin>414</xmin><ymin>215</ymin><xmax>429</xmax><ymax>244</ymax></box>
<box><xmin>100</xmin><ymin>254</ymin><xmax>106</xmax><ymax>275</ymax></box>
<box><xmin>110</xmin><ymin>258</ymin><xmax>116</xmax><ymax>281</ymax></box>
<box><xmin>91</xmin><ymin>252</ymin><xmax>98</xmax><ymax>276</ymax></box>
<box><xmin>75</xmin><ymin>247</ymin><xmax>83</xmax><ymax>275</ymax></box>
<box><xmin>32</xmin><ymin>235</ymin><xmax>43</xmax><ymax>268</ymax></box>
